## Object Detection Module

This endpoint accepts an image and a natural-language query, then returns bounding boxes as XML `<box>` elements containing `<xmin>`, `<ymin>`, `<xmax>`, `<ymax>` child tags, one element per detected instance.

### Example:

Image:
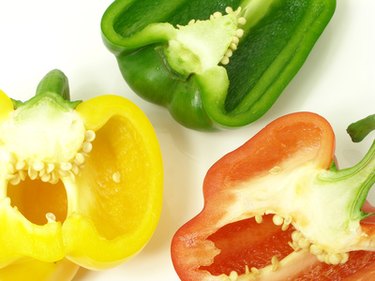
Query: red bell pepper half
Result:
<box><xmin>171</xmin><ymin>112</ymin><xmax>375</xmax><ymax>281</ymax></box>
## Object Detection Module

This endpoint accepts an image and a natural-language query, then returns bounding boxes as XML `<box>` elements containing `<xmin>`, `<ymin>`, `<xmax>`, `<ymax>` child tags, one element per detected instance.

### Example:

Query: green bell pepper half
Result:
<box><xmin>101</xmin><ymin>0</ymin><xmax>336</xmax><ymax>130</ymax></box>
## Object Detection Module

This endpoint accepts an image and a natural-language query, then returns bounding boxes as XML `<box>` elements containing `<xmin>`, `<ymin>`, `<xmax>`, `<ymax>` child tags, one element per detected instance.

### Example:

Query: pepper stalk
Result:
<box><xmin>269</xmin><ymin>114</ymin><xmax>375</xmax><ymax>262</ymax></box>
<box><xmin>296</xmin><ymin>139</ymin><xmax>375</xmax><ymax>260</ymax></box>
<box><xmin>12</xmin><ymin>69</ymin><xmax>81</xmax><ymax>109</ymax></box>
<box><xmin>347</xmin><ymin>114</ymin><xmax>375</xmax><ymax>143</ymax></box>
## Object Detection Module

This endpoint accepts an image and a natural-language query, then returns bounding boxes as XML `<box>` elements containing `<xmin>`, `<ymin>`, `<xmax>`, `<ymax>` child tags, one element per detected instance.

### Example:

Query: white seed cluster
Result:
<box><xmin>255</xmin><ymin>213</ymin><xmax>292</xmax><ymax>231</ymax></box>
<box><xmin>289</xmin><ymin>230</ymin><xmax>311</xmax><ymax>251</ymax></box>
<box><xmin>289</xmin><ymin>230</ymin><xmax>349</xmax><ymax>265</ymax></box>
<box><xmin>184</xmin><ymin>6</ymin><xmax>246</xmax><ymax>66</ymax></box>
<box><xmin>273</xmin><ymin>214</ymin><xmax>292</xmax><ymax>231</ymax></box>
<box><xmin>220</xmin><ymin>211</ymin><xmax>351</xmax><ymax>280</ymax></box>
<box><xmin>220</xmin><ymin>7</ymin><xmax>246</xmax><ymax>65</ymax></box>
<box><xmin>6</xmin><ymin>130</ymin><xmax>96</xmax><ymax>185</ymax></box>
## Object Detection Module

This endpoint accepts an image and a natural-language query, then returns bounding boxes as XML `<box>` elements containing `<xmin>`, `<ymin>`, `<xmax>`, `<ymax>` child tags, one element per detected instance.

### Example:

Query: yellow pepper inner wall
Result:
<box><xmin>76</xmin><ymin>115</ymin><xmax>152</xmax><ymax>240</ymax></box>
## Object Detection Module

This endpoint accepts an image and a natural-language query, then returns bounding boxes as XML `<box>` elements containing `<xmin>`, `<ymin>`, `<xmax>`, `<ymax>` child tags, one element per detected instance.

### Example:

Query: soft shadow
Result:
<box><xmin>73</xmin><ymin>268</ymin><xmax>91</xmax><ymax>280</ymax></box>
<box><xmin>136</xmin><ymin>106</ymin><xmax>202</xmax><ymax>254</ymax></box>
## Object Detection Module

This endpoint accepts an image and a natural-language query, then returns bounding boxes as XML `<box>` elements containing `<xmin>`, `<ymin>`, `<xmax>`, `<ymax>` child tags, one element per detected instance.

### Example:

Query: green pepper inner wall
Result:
<box><xmin>113</xmin><ymin>0</ymin><xmax>242</xmax><ymax>37</ymax></box>
<box><xmin>7</xmin><ymin>179</ymin><xmax>67</xmax><ymax>225</ymax></box>
<box><xmin>225</xmin><ymin>0</ymin><xmax>312</xmax><ymax>112</ymax></box>
<box><xmin>166</xmin><ymin>0</ymin><xmax>242</xmax><ymax>25</ymax></box>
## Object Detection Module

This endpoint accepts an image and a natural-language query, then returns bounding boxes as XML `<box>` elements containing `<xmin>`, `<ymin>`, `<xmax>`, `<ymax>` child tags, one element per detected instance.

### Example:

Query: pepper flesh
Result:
<box><xmin>0</xmin><ymin>259</ymin><xmax>79</xmax><ymax>281</ymax></box>
<box><xmin>0</xmin><ymin>70</ymin><xmax>163</xmax><ymax>273</ymax></box>
<box><xmin>171</xmin><ymin>112</ymin><xmax>375</xmax><ymax>280</ymax></box>
<box><xmin>101</xmin><ymin>0</ymin><xmax>336</xmax><ymax>130</ymax></box>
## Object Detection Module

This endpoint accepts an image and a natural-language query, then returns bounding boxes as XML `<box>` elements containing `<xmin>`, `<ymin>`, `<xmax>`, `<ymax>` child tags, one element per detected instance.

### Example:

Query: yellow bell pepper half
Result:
<box><xmin>0</xmin><ymin>70</ymin><xmax>163</xmax><ymax>276</ymax></box>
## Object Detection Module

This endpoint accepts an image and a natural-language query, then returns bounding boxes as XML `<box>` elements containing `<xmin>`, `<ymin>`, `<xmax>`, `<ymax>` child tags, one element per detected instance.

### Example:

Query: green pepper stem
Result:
<box><xmin>349</xmin><ymin>140</ymin><xmax>375</xmax><ymax>219</ymax></box>
<box><xmin>347</xmin><ymin>114</ymin><xmax>375</xmax><ymax>143</ymax></box>
<box><xmin>36</xmin><ymin>69</ymin><xmax>71</xmax><ymax>100</ymax></box>
<box><xmin>12</xmin><ymin>69</ymin><xmax>81</xmax><ymax>110</ymax></box>
<box><xmin>319</xmin><ymin>140</ymin><xmax>375</xmax><ymax>220</ymax></box>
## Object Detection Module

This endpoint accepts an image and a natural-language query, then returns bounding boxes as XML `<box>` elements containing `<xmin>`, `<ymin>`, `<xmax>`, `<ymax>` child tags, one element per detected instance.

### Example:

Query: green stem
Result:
<box><xmin>12</xmin><ymin>69</ymin><xmax>81</xmax><ymax>110</ymax></box>
<box><xmin>350</xmin><ymin>140</ymin><xmax>375</xmax><ymax>218</ymax></box>
<box><xmin>347</xmin><ymin>114</ymin><xmax>375</xmax><ymax>143</ymax></box>
<box><xmin>36</xmin><ymin>69</ymin><xmax>71</xmax><ymax>100</ymax></box>
<box><xmin>321</xmin><ymin>140</ymin><xmax>375</xmax><ymax>220</ymax></box>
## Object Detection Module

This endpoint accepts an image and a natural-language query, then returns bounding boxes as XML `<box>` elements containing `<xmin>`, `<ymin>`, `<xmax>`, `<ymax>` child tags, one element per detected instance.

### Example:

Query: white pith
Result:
<box><xmin>0</xmin><ymin>100</ymin><xmax>96</xmax><ymax>223</ymax></box>
<box><xmin>165</xmin><ymin>7</ymin><xmax>246</xmax><ymax>75</ymax></box>
<box><xmin>203</xmin><ymin>159</ymin><xmax>370</xmax><ymax>280</ymax></box>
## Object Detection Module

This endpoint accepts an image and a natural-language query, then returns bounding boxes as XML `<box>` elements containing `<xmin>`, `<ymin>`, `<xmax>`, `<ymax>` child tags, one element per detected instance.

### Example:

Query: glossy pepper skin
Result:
<box><xmin>101</xmin><ymin>0</ymin><xmax>336</xmax><ymax>130</ymax></box>
<box><xmin>0</xmin><ymin>70</ymin><xmax>163</xmax><ymax>276</ymax></box>
<box><xmin>171</xmin><ymin>112</ymin><xmax>375</xmax><ymax>280</ymax></box>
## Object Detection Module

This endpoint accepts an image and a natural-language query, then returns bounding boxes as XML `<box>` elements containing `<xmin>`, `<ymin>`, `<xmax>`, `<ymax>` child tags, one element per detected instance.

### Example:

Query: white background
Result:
<box><xmin>0</xmin><ymin>1</ymin><xmax>374</xmax><ymax>280</ymax></box>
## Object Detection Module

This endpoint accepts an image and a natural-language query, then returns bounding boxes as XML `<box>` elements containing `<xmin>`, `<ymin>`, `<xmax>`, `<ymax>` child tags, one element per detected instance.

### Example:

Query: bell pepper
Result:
<box><xmin>101</xmin><ymin>0</ymin><xmax>336</xmax><ymax>130</ymax></box>
<box><xmin>171</xmin><ymin>112</ymin><xmax>375</xmax><ymax>280</ymax></box>
<box><xmin>0</xmin><ymin>70</ymin><xmax>163</xmax><ymax>273</ymax></box>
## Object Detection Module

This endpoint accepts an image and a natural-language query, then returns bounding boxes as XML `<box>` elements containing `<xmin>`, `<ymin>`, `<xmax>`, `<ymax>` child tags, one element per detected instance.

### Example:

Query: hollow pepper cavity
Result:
<box><xmin>101</xmin><ymin>0</ymin><xmax>336</xmax><ymax>130</ymax></box>
<box><xmin>171</xmin><ymin>112</ymin><xmax>375</xmax><ymax>280</ymax></box>
<box><xmin>0</xmin><ymin>70</ymin><xmax>163</xmax><ymax>278</ymax></box>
